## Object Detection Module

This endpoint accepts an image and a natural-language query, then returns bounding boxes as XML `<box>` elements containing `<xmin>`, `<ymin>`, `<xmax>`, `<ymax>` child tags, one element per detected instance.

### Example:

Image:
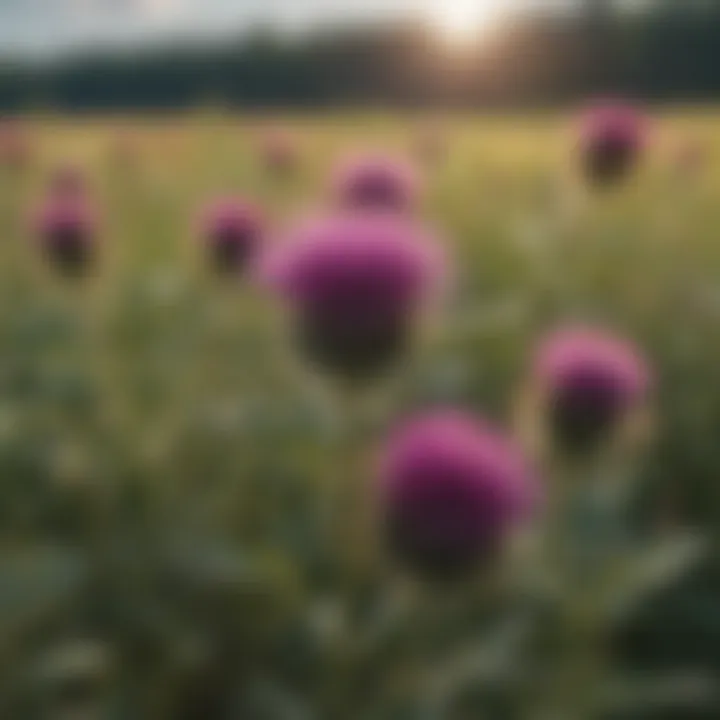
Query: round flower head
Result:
<box><xmin>262</xmin><ymin>213</ymin><xmax>446</xmax><ymax>380</ymax></box>
<box><xmin>199</xmin><ymin>197</ymin><xmax>264</xmax><ymax>275</ymax></box>
<box><xmin>333</xmin><ymin>154</ymin><xmax>421</xmax><ymax>214</ymax></box>
<box><xmin>378</xmin><ymin>411</ymin><xmax>536</xmax><ymax>582</ymax></box>
<box><xmin>534</xmin><ymin>328</ymin><xmax>651</xmax><ymax>453</ymax></box>
<box><xmin>577</xmin><ymin>101</ymin><xmax>648</xmax><ymax>187</ymax></box>
<box><xmin>35</xmin><ymin>197</ymin><xmax>99</xmax><ymax>277</ymax></box>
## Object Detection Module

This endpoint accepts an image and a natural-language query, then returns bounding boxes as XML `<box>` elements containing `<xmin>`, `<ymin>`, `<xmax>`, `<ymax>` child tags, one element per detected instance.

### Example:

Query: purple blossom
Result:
<box><xmin>577</xmin><ymin>101</ymin><xmax>648</xmax><ymax>186</ymax></box>
<box><xmin>34</xmin><ymin>197</ymin><xmax>99</xmax><ymax>277</ymax></box>
<box><xmin>378</xmin><ymin>411</ymin><xmax>536</xmax><ymax>581</ymax></box>
<box><xmin>261</xmin><ymin>213</ymin><xmax>446</xmax><ymax>379</ymax></box>
<box><xmin>332</xmin><ymin>154</ymin><xmax>421</xmax><ymax>213</ymax></box>
<box><xmin>534</xmin><ymin>327</ymin><xmax>651</xmax><ymax>452</ymax></box>
<box><xmin>200</xmin><ymin>197</ymin><xmax>265</xmax><ymax>274</ymax></box>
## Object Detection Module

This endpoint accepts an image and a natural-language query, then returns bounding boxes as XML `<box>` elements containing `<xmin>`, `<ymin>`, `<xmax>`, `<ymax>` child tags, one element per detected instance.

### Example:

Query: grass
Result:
<box><xmin>0</xmin><ymin>111</ymin><xmax>719</xmax><ymax>717</ymax></box>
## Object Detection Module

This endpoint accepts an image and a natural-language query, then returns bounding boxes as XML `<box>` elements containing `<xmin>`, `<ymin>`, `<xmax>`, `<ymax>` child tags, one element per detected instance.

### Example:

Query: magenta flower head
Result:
<box><xmin>34</xmin><ymin>197</ymin><xmax>99</xmax><ymax>277</ymax></box>
<box><xmin>261</xmin><ymin>213</ymin><xmax>446</xmax><ymax>380</ymax></box>
<box><xmin>533</xmin><ymin>327</ymin><xmax>651</xmax><ymax>453</ymax></box>
<box><xmin>577</xmin><ymin>101</ymin><xmax>648</xmax><ymax>187</ymax></box>
<box><xmin>333</xmin><ymin>154</ymin><xmax>421</xmax><ymax>214</ymax></box>
<box><xmin>199</xmin><ymin>197</ymin><xmax>265</xmax><ymax>275</ymax></box>
<box><xmin>378</xmin><ymin>411</ymin><xmax>536</xmax><ymax>582</ymax></box>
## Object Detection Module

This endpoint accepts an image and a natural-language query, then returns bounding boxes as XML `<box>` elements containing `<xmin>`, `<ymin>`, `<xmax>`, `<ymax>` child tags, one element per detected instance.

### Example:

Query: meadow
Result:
<box><xmin>0</xmin><ymin>111</ymin><xmax>719</xmax><ymax>718</ymax></box>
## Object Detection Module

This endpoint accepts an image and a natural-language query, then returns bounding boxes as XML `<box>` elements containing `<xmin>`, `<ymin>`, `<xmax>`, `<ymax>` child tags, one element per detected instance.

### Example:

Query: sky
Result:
<box><xmin>0</xmin><ymin>0</ymin><xmax>579</xmax><ymax>56</ymax></box>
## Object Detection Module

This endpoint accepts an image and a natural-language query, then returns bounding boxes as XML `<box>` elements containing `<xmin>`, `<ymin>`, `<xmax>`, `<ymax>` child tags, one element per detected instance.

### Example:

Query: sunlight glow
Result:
<box><xmin>429</xmin><ymin>0</ymin><xmax>505</xmax><ymax>44</ymax></box>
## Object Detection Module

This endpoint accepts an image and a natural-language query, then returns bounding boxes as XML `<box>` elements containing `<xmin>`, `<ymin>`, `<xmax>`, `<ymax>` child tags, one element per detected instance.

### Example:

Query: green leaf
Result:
<box><xmin>601</xmin><ymin>533</ymin><xmax>708</xmax><ymax>625</ymax></box>
<box><xmin>0</xmin><ymin>546</ymin><xmax>88</xmax><ymax>641</ymax></box>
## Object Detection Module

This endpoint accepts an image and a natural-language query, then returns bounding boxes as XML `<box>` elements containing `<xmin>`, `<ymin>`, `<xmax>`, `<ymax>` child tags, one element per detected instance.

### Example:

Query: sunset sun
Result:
<box><xmin>431</xmin><ymin>0</ymin><xmax>505</xmax><ymax>43</ymax></box>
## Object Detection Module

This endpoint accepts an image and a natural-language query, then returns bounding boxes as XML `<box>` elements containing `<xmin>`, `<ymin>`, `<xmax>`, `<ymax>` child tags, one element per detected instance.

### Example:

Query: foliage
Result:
<box><xmin>0</xmin><ymin>115</ymin><xmax>719</xmax><ymax>717</ymax></box>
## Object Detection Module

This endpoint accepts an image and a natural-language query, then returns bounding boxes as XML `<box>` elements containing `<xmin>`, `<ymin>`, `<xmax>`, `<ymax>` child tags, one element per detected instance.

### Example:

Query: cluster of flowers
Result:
<box><xmin>215</xmin><ymin>105</ymin><xmax>652</xmax><ymax>583</ymax></box>
<box><xmin>6</xmin><ymin>100</ymin><xmax>657</xmax><ymax>280</ymax></box>
<box><xmin>1</xmin><ymin>103</ymin><xmax>657</xmax><ymax>582</ymax></box>
<box><xmin>0</xmin><ymin>106</ymin><xmax>672</xmax><ymax>720</ymax></box>
<box><xmin>259</xmin><ymin>203</ymin><xmax>650</xmax><ymax>584</ymax></box>
<box><xmin>254</xmin><ymin>103</ymin><xmax>652</xmax><ymax>582</ymax></box>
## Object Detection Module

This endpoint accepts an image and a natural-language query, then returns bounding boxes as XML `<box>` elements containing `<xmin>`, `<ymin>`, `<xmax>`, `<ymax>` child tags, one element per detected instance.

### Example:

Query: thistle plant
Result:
<box><xmin>33</xmin><ymin>195</ymin><xmax>100</xmax><ymax>278</ymax></box>
<box><xmin>576</xmin><ymin>102</ymin><xmax>648</xmax><ymax>188</ymax></box>
<box><xmin>0</xmin><ymin>117</ymin><xmax>716</xmax><ymax>720</ymax></box>
<box><xmin>198</xmin><ymin>197</ymin><xmax>265</xmax><ymax>276</ymax></box>
<box><xmin>260</xmin><ymin>212</ymin><xmax>446</xmax><ymax>383</ymax></box>
<box><xmin>377</xmin><ymin>411</ymin><xmax>536</xmax><ymax>584</ymax></box>
<box><xmin>332</xmin><ymin>153</ymin><xmax>422</xmax><ymax>214</ymax></box>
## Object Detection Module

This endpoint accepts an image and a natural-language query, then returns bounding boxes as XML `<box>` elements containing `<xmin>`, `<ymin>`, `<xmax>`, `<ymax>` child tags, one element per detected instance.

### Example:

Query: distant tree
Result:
<box><xmin>2</xmin><ymin>3</ymin><xmax>720</xmax><ymax>111</ymax></box>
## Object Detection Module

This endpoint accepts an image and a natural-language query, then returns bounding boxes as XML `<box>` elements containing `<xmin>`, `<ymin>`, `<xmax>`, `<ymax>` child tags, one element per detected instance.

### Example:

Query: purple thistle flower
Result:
<box><xmin>577</xmin><ymin>101</ymin><xmax>648</xmax><ymax>187</ymax></box>
<box><xmin>199</xmin><ymin>197</ymin><xmax>265</xmax><ymax>275</ymax></box>
<box><xmin>261</xmin><ymin>213</ymin><xmax>446</xmax><ymax>379</ymax></box>
<box><xmin>34</xmin><ymin>197</ymin><xmax>99</xmax><ymax>277</ymax></box>
<box><xmin>333</xmin><ymin>154</ymin><xmax>421</xmax><ymax>214</ymax></box>
<box><xmin>378</xmin><ymin>411</ymin><xmax>536</xmax><ymax>582</ymax></box>
<box><xmin>534</xmin><ymin>327</ymin><xmax>651</xmax><ymax>453</ymax></box>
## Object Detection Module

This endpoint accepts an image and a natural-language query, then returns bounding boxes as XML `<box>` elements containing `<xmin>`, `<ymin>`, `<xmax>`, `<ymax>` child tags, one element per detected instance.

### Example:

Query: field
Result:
<box><xmin>1</xmin><ymin>113</ymin><xmax>719</xmax><ymax>718</ymax></box>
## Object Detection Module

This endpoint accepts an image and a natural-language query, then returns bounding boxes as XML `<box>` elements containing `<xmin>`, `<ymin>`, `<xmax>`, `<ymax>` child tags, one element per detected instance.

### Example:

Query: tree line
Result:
<box><xmin>1</xmin><ymin>1</ymin><xmax>720</xmax><ymax>111</ymax></box>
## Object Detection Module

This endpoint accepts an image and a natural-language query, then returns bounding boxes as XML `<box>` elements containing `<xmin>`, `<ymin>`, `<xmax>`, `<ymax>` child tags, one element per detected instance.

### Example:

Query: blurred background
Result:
<box><xmin>2</xmin><ymin>2</ymin><xmax>720</xmax><ymax>720</ymax></box>
<box><xmin>2</xmin><ymin>1</ymin><xmax>720</xmax><ymax>111</ymax></box>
